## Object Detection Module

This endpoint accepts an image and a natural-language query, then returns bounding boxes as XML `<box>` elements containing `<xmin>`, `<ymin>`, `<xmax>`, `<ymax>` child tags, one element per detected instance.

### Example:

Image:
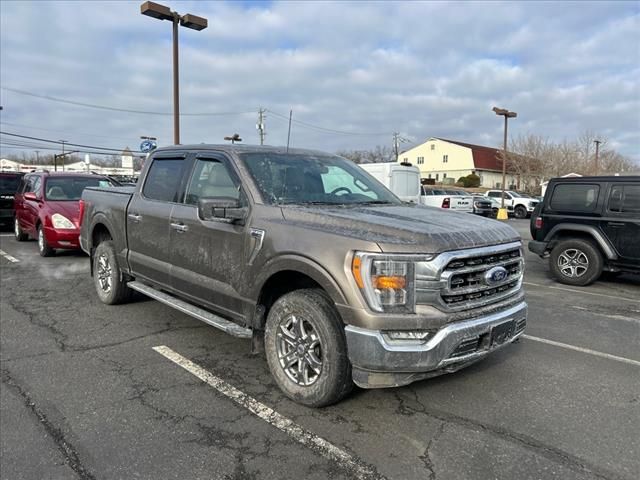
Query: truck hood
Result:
<box><xmin>280</xmin><ymin>204</ymin><xmax>521</xmax><ymax>254</ymax></box>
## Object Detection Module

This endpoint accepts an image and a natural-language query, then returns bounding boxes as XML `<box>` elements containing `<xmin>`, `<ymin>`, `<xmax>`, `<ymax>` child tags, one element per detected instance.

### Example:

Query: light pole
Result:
<box><xmin>594</xmin><ymin>139</ymin><xmax>601</xmax><ymax>175</ymax></box>
<box><xmin>492</xmin><ymin>107</ymin><xmax>517</xmax><ymax>220</ymax></box>
<box><xmin>141</xmin><ymin>2</ymin><xmax>207</xmax><ymax>145</ymax></box>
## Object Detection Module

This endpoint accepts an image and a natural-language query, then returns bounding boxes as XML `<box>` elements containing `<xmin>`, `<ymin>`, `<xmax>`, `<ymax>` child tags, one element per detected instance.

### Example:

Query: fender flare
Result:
<box><xmin>544</xmin><ymin>223</ymin><xmax>617</xmax><ymax>260</ymax></box>
<box><xmin>250</xmin><ymin>254</ymin><xmax>349</xmax><ymax>307</ymax></box>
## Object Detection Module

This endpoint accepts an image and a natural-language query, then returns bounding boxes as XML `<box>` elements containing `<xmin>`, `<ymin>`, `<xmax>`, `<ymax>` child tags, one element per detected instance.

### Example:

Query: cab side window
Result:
<box><xmin>142</xmin><ymin>159</ymin><xmax>185</xmax><ymax>202</ymax></box>
<box><xmin>185</xmin><ymin>159</ymin><xmax>240</xmax><ymax>205</ymax></box>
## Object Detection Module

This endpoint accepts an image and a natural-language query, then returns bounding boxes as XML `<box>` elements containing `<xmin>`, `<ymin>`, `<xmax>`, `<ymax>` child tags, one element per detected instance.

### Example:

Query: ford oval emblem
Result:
<box><xmin>485</xmin><ymin>266</ymin><xmax>508</xmax><ymax>285</ymax></box>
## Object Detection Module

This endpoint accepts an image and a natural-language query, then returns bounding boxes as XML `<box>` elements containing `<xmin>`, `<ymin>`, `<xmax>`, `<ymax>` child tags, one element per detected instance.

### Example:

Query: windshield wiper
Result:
<box><xmin>357</xmin><ymin>200</ymin><xmax>395</xmax><ymax>205</ymax></box>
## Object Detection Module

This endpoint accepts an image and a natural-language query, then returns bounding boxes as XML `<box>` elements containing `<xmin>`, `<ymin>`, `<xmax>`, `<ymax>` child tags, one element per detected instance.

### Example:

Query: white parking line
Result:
<box><xmin>524</xmin><ymin>281</ymin><xmax>640</xmax><ymax>303</ymax></box>
<box><xmin>0</xmin><ymin>233</ymin><xmax>15</xmax><ymax>237</ymax></box>
<box><xmin>0</xmin><ymin>249</ymin><xmax>19</xmax><ymax>263</ymax></box>
<box><xmin>523</xmin><ymin>335</ymin><xmax>640</xmax><ymax>367</ymax></box>
<box><xmin>153</xmin><ymin>345</ymin><xmax>381</xmax><ymax>480</ymax></box>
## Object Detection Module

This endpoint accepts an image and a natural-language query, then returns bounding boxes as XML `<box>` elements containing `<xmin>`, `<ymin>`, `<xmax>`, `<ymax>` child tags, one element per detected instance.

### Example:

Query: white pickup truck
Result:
<box><xmin>420</xmin><ymin>187</ymin><xmax>474</xmax><ymax>213</ymax></box>
<box><xmin>484</xmin><ymin>190</ymin><xmax>539</xmax><ymax>219</ymax></box>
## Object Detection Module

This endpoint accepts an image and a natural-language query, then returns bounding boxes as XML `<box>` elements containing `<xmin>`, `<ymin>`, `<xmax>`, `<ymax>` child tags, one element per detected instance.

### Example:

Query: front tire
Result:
<box><xmin>549</xmin><ymin>239</ymin><xmax>603</xmax><ymax>286</ymax></box>
<box><xmin>37</xmin><ymin>225</ymin><xmax>55</xmax><ymax>257</ymax></box>
<box><xmin>93</xmin><ymin>240</ymin><xmax>132</xmax><ymax>305</ymax></box>
<box><xmin>514</xmin><ymin>205</ymin><xmax>527</xmax><ymax>219</ymax></box>
<box><xmin>264</xmin><ymin>289</ymin><xmax>353</xmax><ymax>407</ymax></box>
<box><xmin>14</xmin><ymin>218</ymin><xmax>27</xmax><ymax>242</ymax></box>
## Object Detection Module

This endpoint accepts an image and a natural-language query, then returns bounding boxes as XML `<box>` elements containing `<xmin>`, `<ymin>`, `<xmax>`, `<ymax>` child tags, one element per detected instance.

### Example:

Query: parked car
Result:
<box><xmin>358</xmin><ymin>162</ymin><xmax>421</xmax><ymax>203</ymax></box>
<box><xmin>529</xmin><ymin>176</ymin><xmax>640</xmax><ymax>286</ymax></box>
<box><xmin>484</xmin><ymin>190</ymin><xmax>539</xmax><ymax>218</ymax></box>
<box><xmin>0</xmin><ymin>171</ymin><xmax>25</xmax><ymax>228</ymax></box>
<box><xmin>80</xmin><ymin>144</ymin><xmax>527</xmax><ymax>407</ymax></box>
<box><xmin>14</xmin><ymin>171</ymin><xmax>115</xmax><ymax>256</ymax></box>
<box><xmin>420</xmin><ymin>187</ymin><xmax>474</xmax><ymax>212</ymax></box>
<box><xmin>470</xmin><ymin>194</ymin><xmax>493</xmax><ymax>217</ymax></box>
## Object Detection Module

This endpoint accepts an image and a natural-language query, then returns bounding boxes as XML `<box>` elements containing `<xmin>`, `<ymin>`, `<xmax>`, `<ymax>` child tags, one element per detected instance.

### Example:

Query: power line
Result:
<box><xmin>0</xmin><ymin>131</ymin><xmax>141</xmax><ymax>153</ymax></box>
<box><xmin>0</xmin><ymin>120</ymin><xmax>140</xmax><ymax>143</ymax></box>
<box><xmin>267</xmin><ymin>109</ymin><xmax>390</xmax><ymax>137</ymax></box>
<box><xmin>1</xmin><ymin>86</ymin><xmax>255</xmax><ymax>117</ymax></box>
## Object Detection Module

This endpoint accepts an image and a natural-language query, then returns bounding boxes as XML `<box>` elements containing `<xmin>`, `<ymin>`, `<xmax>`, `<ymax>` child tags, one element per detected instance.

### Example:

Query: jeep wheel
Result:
<box><xmin>37</xmin><ymin>225</ymin><xmax>55</xmax><ymax>257</ymax></box>
<box><xmin>514</xmin><ymin>205</ymin><xmax>527</xmax><ymax>219</ymax></box>
<box><xmin>550</xmin><ymin>239</ymin><xmax>603</xmax><ymax>286</ymax></box>
<box><xmin>93</xmin><ymin>240</ymin><xmax>132</xmax><ymax>305</ymax></box>
<box><xmin>14</xmin><ymin>218</ymin><xmax>28</xmax><ymax>242</ymax></box>
<box><xmin>264</xmin><ymin>289</ymin><xmax>353</xmax><ymax>407</ymax></box>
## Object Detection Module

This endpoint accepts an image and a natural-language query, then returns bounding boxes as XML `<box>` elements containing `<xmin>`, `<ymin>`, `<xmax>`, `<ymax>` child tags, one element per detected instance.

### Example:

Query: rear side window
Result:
<box><xmin>550</xmin><ymin>184</ymin><xmax>600</xmax><ymax>212</ymax></box>
<box><xmin>609</xmin><ymin>185</ymin><xmax>640</xmax><ymax>214</ymax></box>
<box><xmin>142</xmin><ymin>159</ymin><xmax>185</xmax><ymax>202</ymax></box>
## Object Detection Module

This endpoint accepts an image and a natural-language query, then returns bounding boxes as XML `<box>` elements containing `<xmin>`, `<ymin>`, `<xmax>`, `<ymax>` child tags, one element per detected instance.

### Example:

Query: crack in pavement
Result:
<box><xmin>1</xmin><ymin>368</ymin><xmax>97</xmax><ymax>480</ymax></box>
<box><xmin>394</xmin><ymin>389</ymin><xmax>624</xmax><ymax>480</ymax></box>
<box><xmin>418</xmin><ymin>421</ymin><xmax>446</xmax><ymax>480</ymax></box>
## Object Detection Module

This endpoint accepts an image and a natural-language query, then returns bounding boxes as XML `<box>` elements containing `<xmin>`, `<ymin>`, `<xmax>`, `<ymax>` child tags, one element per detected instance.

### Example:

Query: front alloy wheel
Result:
<box><xmin>276</xmin><ymin>314</ymin><xmax>323</xmax><ymax>386</ymax></box>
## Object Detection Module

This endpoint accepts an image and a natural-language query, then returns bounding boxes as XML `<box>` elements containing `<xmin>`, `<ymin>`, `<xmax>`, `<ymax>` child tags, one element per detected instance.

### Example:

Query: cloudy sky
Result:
<box><xmin>1</xmin><ymin>0</ymin><xmax>638</xmax><ymax>161</ymax></box>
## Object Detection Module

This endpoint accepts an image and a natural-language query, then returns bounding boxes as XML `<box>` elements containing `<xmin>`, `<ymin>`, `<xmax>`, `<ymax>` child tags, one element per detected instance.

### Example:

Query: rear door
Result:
<box><xmin>168</xmin><ymin>153</ymin><xmax>249</xmax><ymax>320</ymax></box>
<box><xmin>127</xmin><ymin>153</ymin><xmax>191</xmax><ymax>288</ymax></box>
<box><xmin>390</xmin><ymin>168</ymin><xmax>420</xmax><ymax>203</ymax></box>
<box><xmin>601</xmin><ymin>183</ymin><xmax>640</xmax><ymax>261</ymax></box>
<box><xmin>21</xmin><ymin>176</ymin><xmax>43</xmax><ymax>234</ymax></box>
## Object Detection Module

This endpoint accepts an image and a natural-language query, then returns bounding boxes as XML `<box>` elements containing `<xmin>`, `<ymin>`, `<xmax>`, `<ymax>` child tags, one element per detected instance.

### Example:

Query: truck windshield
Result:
<box><xmin>44</xmin><ymin>177</ymin><xmax>113</xmax><ymax>201</ymax></box>
<box><xmin>239</xmin><ymin>152</ymin><xmax>401</xmax><ymax>205</ymax></box>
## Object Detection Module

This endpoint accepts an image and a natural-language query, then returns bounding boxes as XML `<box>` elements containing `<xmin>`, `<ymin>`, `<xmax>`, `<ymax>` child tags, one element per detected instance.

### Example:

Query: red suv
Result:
<box><xmin>14</xmin><ymin>171</ymin><xmax>115</xmax><ymax>256</ymax></box>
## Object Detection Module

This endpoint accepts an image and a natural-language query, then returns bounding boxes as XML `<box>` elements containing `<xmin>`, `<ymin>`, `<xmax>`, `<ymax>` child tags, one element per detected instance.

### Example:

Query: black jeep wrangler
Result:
<box><xmin>529</xmin><ymin>176</ymin><xmax>640</xmax><ymax>286</ymax></box>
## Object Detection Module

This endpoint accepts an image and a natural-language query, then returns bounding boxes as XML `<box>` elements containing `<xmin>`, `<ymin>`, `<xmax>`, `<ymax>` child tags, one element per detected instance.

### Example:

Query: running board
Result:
<box><xmin>127</xmin><ymin>281</ymin><xmax>252</xmax><ymax>339</ymax></box>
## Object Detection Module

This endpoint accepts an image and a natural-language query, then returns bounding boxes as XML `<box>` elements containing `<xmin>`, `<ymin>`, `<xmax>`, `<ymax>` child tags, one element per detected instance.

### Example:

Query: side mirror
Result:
<box><xmin>198</xmin><ymin>197</ymin><xmax>247</xmax><ymax>224</ymax></box>
<box><xmin>24</xmin><ymin>192</ymin><xmax>39</xmax><ymax>202</ymax></box>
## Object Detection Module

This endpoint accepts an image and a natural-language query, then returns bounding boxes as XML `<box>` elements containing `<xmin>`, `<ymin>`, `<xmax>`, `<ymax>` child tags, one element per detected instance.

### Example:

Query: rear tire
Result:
<box><xmin>549</xmin><ymin>239</ymin><xmax>603</xmax><ymax>286</ymax></box>
<box><xmin>37</xmin><ymin>225</ymin><xmax>55</xmax><ymax>257</ymax></box>
<box><xmin>93</xmin><ymin>240</ymin><xmax>132</xmax><ymax>305</ymax></box>
<box><xmin>264</xmin><ymin>289</ymin><xmax>353</xmax><ymax>407</ymax></box>
<box><xmin>14</xmin><ymin>218</ymin><xmax>27</xmax><ymax>242</ymax></box>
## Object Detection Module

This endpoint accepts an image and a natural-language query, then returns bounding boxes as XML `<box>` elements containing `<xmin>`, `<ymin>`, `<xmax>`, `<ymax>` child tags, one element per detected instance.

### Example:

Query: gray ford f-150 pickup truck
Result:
<box><xmin>80</xmin><ymin>145</ymin><xmax>527</xmax><ymax>407</ymax></box>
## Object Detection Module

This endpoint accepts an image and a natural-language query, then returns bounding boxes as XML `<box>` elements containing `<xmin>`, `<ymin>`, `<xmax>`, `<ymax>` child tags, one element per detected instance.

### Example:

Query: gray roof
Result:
<box><xmin>153</xmin><ymin>144</ymin><xmax>334</xmax><ymax>157</ymax></box>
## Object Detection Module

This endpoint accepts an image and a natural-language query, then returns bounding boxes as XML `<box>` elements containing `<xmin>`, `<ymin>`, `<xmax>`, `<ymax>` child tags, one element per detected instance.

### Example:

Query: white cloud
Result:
<box><xmin>0</xmin><ymin>0</ymin><xmax>638</xmax><ymax>163</ymax></box>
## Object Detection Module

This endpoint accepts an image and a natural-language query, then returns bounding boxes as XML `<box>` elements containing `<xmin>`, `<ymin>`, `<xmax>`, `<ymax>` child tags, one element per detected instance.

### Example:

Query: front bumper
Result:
<box><xmin>44</xmin><ymin>226</ymin><xmax>81</xmax><ymax>249</ymax></box>
<box><xmin>473</xmin><ymin>206</ymin><xmax>493</xmax><ymax>216</ymax></box>
<box><xmin>345</xmin><ymin>301</ymin><xmax>527</xmax><ymax>388</ymax></box>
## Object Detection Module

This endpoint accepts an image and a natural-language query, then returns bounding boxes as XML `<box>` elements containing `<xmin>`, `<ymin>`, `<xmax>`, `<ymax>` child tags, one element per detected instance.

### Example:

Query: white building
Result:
<box><xmin>398</xmin><ymin>137</ymin><xmax>519</xmax><ymax>189</ymax></box>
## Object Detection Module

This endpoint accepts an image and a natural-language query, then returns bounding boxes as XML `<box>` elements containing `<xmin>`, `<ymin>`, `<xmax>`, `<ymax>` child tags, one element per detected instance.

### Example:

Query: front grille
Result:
<box><xmin>433</xmin><ymin>245</ymin><xmax>524</xmax><ymax>312</ymax></box>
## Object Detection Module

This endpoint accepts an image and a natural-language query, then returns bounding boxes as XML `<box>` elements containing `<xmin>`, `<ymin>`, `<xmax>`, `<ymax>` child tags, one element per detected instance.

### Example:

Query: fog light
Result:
<box><xmin>385</xmin><ymin>330</ymin><xmax>432</xmax><ymax>341</ymax></box>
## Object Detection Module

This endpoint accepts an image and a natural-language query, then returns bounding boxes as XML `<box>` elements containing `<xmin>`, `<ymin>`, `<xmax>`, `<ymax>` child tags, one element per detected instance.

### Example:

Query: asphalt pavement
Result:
<box><xmin>1</xmin><ymin>219</ymin><xmax>638</xmax><ymax>480</ymax></box>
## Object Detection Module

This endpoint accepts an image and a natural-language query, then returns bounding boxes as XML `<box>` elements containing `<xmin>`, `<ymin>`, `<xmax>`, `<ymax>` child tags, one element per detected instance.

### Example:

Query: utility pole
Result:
<box><xmin>594</xmin><ymin>139</ymin><xmax>601</xmax><ymax>175</ymax></box>
<box><xmin>257</xmin><ymin>108</ymin><xmax>266</xmax><ymax>146</ymax></box>
<box><xmin>58</xmin><ymin>140</ymin><xmax>68</xmax><ymax>172</ymax></box>
<box><xmin>286</xmin><ymin>110</ymin><xmax>292</xmax><ymax>152</ymax></box>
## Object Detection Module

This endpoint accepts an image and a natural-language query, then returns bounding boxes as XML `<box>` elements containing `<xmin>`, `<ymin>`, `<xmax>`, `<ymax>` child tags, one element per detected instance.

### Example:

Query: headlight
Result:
<box><xmin>529</xmin><ymin>201</ymin><xmax>537</xmax><ymax>208</ymax></box>
<box><xmin>51</xmin><ymin>213</ymin><xmax>75</xmax><ymax>229</ymax></box>
<box><xmin>352</xmin><ymin>253</ymin><xmax>431</xmax><ymax>313</ymax></box>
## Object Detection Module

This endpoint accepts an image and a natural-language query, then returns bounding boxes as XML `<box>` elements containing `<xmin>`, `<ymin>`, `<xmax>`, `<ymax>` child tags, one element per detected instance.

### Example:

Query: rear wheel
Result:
<box><xmin>93</xmin><ymin>240</ymin><xmax>132</xmax><ymax>305</ymax></box>
<box><xmin>549</xmin><ymin>239</ymin><xmax>603</xmax><ymax>286</ymax></box>
<box><xmin>14</xmin><ymin>218</ymin><xmax>27</xmax><ymax>241</ymax></box>
<box><xmin>37</xmin><ymin>225</ymin><xmax>55</xmax><ymax>257</ymax></box>
<box><xmin>264</xmin><ymin>289</ymin><xmax>353</xmax><ymax>407</ymax></box>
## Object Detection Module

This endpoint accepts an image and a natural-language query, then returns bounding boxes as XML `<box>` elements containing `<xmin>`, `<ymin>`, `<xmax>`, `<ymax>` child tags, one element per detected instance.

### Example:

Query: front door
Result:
<box><xmin>127</xmin><ymin>154</ymin><xmax>190</xmax><ymax>288</ymax></box>
<box><xmin>169</xmin><ymin>155</ymin><xmax>249</xmax><ymax>321</ymax></box>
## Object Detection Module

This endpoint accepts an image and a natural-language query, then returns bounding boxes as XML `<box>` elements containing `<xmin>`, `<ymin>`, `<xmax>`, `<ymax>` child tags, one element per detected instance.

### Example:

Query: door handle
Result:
<box><xmin>607</xmin><ymin>222</ymin><xmax>625</xmax><ymax>228</ymax></box>
<box><xmin>170</xmin><ymin>222</ymin><xmax>189</xmax><ymax>233</ymax></box>
<box><xmin>128</xmin><ymin>213</ymin><xmax>142</xmax><ymax>222</ymax></box>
